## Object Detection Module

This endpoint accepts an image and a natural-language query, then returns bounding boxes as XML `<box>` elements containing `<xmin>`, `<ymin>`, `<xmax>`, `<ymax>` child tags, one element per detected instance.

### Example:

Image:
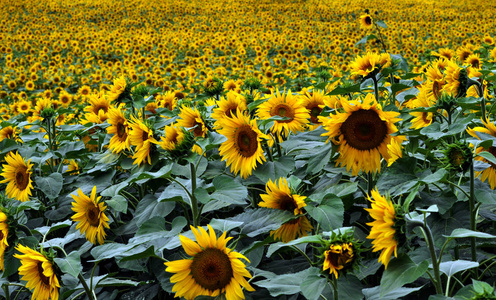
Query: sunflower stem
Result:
<box><xmin>190</xmin><ymin>162</ymin><xmax>199</xmax><ymax>227</ymax></box>
<box><xmin>2</xmin><ymin>283</ymin><xmax>10</xmax><ymax>300</ymax></box>
<box><xmin>78</xmin><ymin>273</ymin><xmax>95</xmax><ymax>300</ymax></box>
<box><xmin>330</xmin><ymin>276</ymin><xmax>339</xmax><ymax>300</ymax></box>
<box><xmin>367</xmin><ymin>172</ymin><xmax>374</xmax><ymax>194</ymax></box>
<box><xmin>372</xmin><ymin>75</ymin><xmax>380</xmax><ymax>103</ymax></box>
<box><xmin>469</xmin><ymin>158</ymin><xmax>478</xmax><ymax>265</ymax></box>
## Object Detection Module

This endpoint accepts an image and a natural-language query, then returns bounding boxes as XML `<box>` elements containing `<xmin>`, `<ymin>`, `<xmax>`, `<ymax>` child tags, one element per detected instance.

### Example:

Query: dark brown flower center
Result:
<box><xmin>488</xmin><ymin>146</ymin><xmax>496</xmax><ymax>168</ymax></box>
<box><xmin>271</xmin><ymin>103</ymin><xmax>294</xmax><ymax>123</ymax></box>
<box><xmin>142</xmin><ymin>129</ymin><xmax>149</xmax><ymax>141</ymax></box>
<box><xmin>37</xmin><ymin>262</ymin><xmax>50</xmax><ymax>286</ymax></box>
<box><xmin>235</xmin><ymin>125</ymin><xmax>258</xmax><ymax>157</ymax></box>
<box><xmin>341</xmin><ymin>109</ymin><xmax>387</xmax><ymax>151</ymax></box>
<box><xmin>193</xmin><ymin>122</ymin><xmax>204</xmax><ymax>137</ymax></box>
<box><xmin>365</xmin><ymin>16</ymin><xmax>372</xmax><ymax>25</ymax></box>
<box><xmin>15</xmin><ymin>167</ymin><xmax>29</xmax><ymax>190</ymax></box>
<box><xmin>279</xmin><ymin>195</ymin><xmax>297</xmax><ymax>213</ymax></box>
<box><xmin>116</xmin><ymin>122</ymin><xmax>126</xmax><ymax>139</ymax></box>
<box><xmin>309</xmin><ymin>105</ymin><xmax>322</xmax><ymax>124</ymax></box>
<box><xmin>190</xmin><ymin>248</ymin><xmax>233</xmax><ymax>291</ymax></box>
<box><xmin>86</xmin><ymin>206</ymin><xmax>100</xmax><ymax>226</ymax></box>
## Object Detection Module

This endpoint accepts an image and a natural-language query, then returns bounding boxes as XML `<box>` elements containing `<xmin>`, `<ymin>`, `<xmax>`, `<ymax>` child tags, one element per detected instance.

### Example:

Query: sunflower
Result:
<box><xmin>155</xmin><ymin>123</ymin><xmax>186</xmax><ymax>151</ymax></box>
<box><xmin>177</xmin><ymin>106</ymin><xmax>208</xmax><ymax>138</ymax></box>
<box><xmin>82</xmin><ymin>92</ymin><xmax>112</xmax><ymax>124</ymax></box>
<box><xmin>129</xmin><ymin>116</ymin><xmax>157</xmax><ymax>165</ymax></box>
<box><xmin>217</xmin><ymin>109</ymin><xmax>267</xmax><ymax>179</ymax></box>
<box><xmin>0</xmin><ymin>211</ymin><xmax>9</xmax><ymax>271</ymax></box>
<box><xmin>409</xmin><ymin>85</ymin><xmax>436</xmax><ymax>130</ymax></box>
<box><xmin>258</xmin><ymin>177</ymin><xmax>313</xmax><ymax>243</ymax></box>
<box><xmin>156</xmin><ymin>91</ymin><xmax>178</xmax><ymax>111</ymax></box>
<box><xmin>0</xmin><ymin>126</ymin><xmax>21</xmax><ymax>142</ymax></box>
<box><xmin>13</xmin><ymin>244</ymin><xmax>60</xmax><ymax>300</ymax></box>
<box><xmin>442</xmin><ymin>60</ymin><xmax>462</xmax><ymax>97</ymax></box>
<box><xmin>71</xmin><ymin>186</ymin><xmax>110</xmax><ymax>245</ymax></box>
<box><xmin>319</xmin><ymin>94</ymin><xmax>404</xmax><ymax>176</ymax></box>
<box><xmin>106</xmin><ymin>108</ymin><xmax>130</xmax><ymax>153</ymax></box>
<box><xmin>164</xmin><ymin>224</ymin><xmax>254</xmax><ymax>300</ymax></box>
<box><xmin>359</xmin><ymin>14</ymin><xmax>373</xmax><ymax>28</ymax></box>
<box><xmin>256</xmin><ymin>89</ymin><xmax>310</xmax><ymax>137</ymax></box>
<box><xmin>107</xmin><ymin>76</ymin><xmax>128</xmax><ymax>102</ymax></box>
<box><xmin>350</xmin><ymin>52</ymin><xmax>391</xmax><ymax>79</ymax></box>
<box><xmin>467</xmin><ymin>119</ymin><xmax>496</xmax><ymax>189</ymax></box>
<box><xmin>465</xmin><ymin>54</ymin><xmax>482</xmax><ymax>69</ymax></box>
<box><xmin>0</xmin><ymin>152</ymin><xmax>34</xmax><ymax>202</ymax></box>
<box><xmin>431</xmin><ymin>48</ymin><xmax>455</xmax><ymax>60</ymax></box>
<box><xmin>65</xmin><ymin>160</ymin><xmax>80</xmax><ymax>174</ymax></box>
<box><xmin>212</xmin><ymin>91</ymin><xmax>247</xmax><ymax>129</ymax></box>
<box><xmin>17</xmin><ymin>100</ymin><xmax>31</xmax><ymax>114</ymax></box>
<box><xmin>365</xmin><ymin>189</ymin><xmax>398</xmax><ymax>269</ymax></box>
<box><xmin>323</xmin><ymin>242</ymin><xmax>354</xmax><ymax>278</ymax></box>
<box><xmin>301</xmin><ymin>89</ymin><xmax>329</xmax><ymax>130</ymax></box>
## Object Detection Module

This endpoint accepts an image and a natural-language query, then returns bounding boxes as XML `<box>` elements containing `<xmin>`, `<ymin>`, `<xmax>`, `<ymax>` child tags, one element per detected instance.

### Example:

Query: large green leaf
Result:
<box><xmin>202</xmin><ymin>175</ymin><xmax>248</xmax><ymax>213</ymax></box>
<box><xmin>133</xmin><ymin>194</ymin><xmax>175</xmax><ymax>227</ymax></box>
<box><xmin>253</xmin><ymin>155</ymin><xmax>295</xmax><ymax>183</ymax></box>
<box><xmin>256</xmin><ymin>268</ymin><xmax>310</xmax><ymax>297</ymax></box>
<box><xmin>228</xmin><ymin>209</ymin><xmax>295</xmax><ymax>237</ymax></box>
<box><xmin>444</xmin><ymin>228</ymin><xmax>496</xmax><ymax>239</ymax></box>
<box><xmin>306</xmin><ymin>194</ymin><xmax>344</xmax><ymax>231</ymax></box>
<box><xmin>266</xmin><ymin>235</ymin><xmax>322</xmax><ymax>257</ymax></box>
<box><xmin>35</xmin><ymin>172</ymin><xmax>64</xmax><ymax>200</ymax></box>
<box><xmin>363</xmin><ymin>286</ymin><xmax>423</xmax><ymax>300</ymax></box>
<box><xmin>54</xmin><ymin>251</ymin><xmax>82</xmax><ymax>279</ymax></box>
<box><xmin>300</xmin><ymin>267</ymin><xmax>327</xmax><ymax>300</ymax></box>
<box><xmin>380</xmin><ymin>255</ymin><xmax>429</xmax><ymax>297</ymax></box>
<box><xmin>439</xmin><ymin>260</ymin><xmax>479</xmax><ymax>278</ymax></box>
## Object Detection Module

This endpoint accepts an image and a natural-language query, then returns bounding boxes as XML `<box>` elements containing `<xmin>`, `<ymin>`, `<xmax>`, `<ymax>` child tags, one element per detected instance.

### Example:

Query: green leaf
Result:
<box><xmin>34</xmin><ymin>220</ymin><xmax>72</xmax><ymax>236</ymax></box>
<box><xmin>96</xmin><ymin>277</ymin><xmax>140</xmax><ymax>287</ymax></box>
<box><xmin>134</xmin><ymin>194</ymin><xmax>175</xmax><ymax>227</ymax></box>
<box><xmin>203</xmin><ymin>175</ymin><xmax>248</xmax><ymax>213</ymax></box>
<box><xmin>256</xmin><ymin>268</ymin><xmax>310</xmax><ymax>297</ymax></box>
<box><xmin>35</xmin><ymin>172</ymin><xmax>63</xmax><ymax>200</ymax></box>
<box><xmin>472</xmin><ymin>279</ymin><xmax>495</xmax><ymax>294</ymax></box>
<box><xmin>439</xmin><ymin>260</ymin><xmax>479</xmax><ymax>278</ymax></box>
<box><xmin>363</xmin><ymin>286</ymin><xmax>423</xmax><ymax>300</ymax></box>
<box><xmin>127</xmin><ymin>164</ymin><xmax>173</xmax><ymax>184</ymax></box>
<box><xmin>336</xmin><ymin>274</ymin><xmax>364</xmax><ymax>300</ymax></box>
<box><xmin>209</xmin><ymin>219</ymin><xmax>244</xmax><ymax>233</ymax></box>
<box><xmin>266</xmin><ymin>235</ymin><xmax>322</xmax><ymax>257</ymax></box>
<box><xmin>306</xmin><ymin>194</ymin><xmax>344</xmax><ymax>231</ymax></box>
<box><xmin>391</xmin><ymin>83</ymin><xmax>411</xmax><ymax>95</ymax></box>
<box><xmin>106</xmin><ymin>195</ymin><xmax>128</xmax><ymax>213</ymax></box>
<box><xmin>355</xmin><ymin>34</ymin><xmax>378</xmax><ymax>46</ymax></box>
<box><xmin>380</xmin><ymin>255</ymin><xmax>429</xmax><ymax>297</ymax></box>
<box><xmin>419</xmin><ymin>169</ymin><xmax>447</xmax><ymax>184</ymax></box>
<box><xmin>375</xmin><ymin>20</ymin><xmax>388</xmax><ymax>28</ymax></box>
<box><xmin>306</xmin><ymin>142</ymin><xmax>333</xmax><ymax>174</ymax></box>
<box><xmin>91</xmin><ymin>243</ymin><xmax>135</xmax><ymax>262</ymax></box>
<box><xmin>253</xmin><ymin>155</ymin><xmax>295</xmax><ymax>183</ymax></box>
<box><xmin>300</xmin><ymin>267</ymin><xmax>327</xmax><ymax>300</ymax></box>
<box><xmin>328</xmin><ymin>83</ymin><xmax>362</xmax><ymax>95</ymax></box>
<box><xmin>228</xmin><ymin>209</ymin><xmax>295</xmax><ymax>237</ymax></box>
<box><xmin>54</xmin><ymin>251</ymin><xmax>82</xmax><ymax>279</ymax></box>
<box><xmin>444</xmin><ymin>228</ymin><xmax>496</xmax><ymax>239</ymax></box>
<box><xmin>477</xmin><ymin>151</ymin><xmax>496</xmax><ymax>165</ymax></box>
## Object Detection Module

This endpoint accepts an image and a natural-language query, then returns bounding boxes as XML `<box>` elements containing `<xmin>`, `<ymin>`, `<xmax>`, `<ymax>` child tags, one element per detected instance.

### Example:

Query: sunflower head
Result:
<box><xmin>442</xmin><ymin>141</ymin><xmax>473</xmax><ymax>173</ymax></box>
<box><xmin>164</xmin><ymin>224</ymin><xmax>254</xmax><ymax>300</ymax></box>
<box><xmin>0</xmin><ymin>151</ymin><xmax>34</xmax><ymax>202</ymax></box>
<box><xmin>360</xmin><ymin>14</ymin><xmax>373</xmax><ymax>28</ymax></box>
<box><xmin>0</xmin><ymin>209</ymin><xmax>9</xmax><ymax>271</ymax></box>
<box><xmin>317</xmin><ymin>229</ymin><xmax>362</xmax><ymax>279</ymax></box>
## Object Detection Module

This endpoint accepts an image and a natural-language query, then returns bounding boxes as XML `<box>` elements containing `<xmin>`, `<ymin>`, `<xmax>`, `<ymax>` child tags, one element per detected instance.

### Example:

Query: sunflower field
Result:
<box><xmin>1</xmin><ymin>0</ymin><xmax>496</xmax><ymax>299</ymax></box>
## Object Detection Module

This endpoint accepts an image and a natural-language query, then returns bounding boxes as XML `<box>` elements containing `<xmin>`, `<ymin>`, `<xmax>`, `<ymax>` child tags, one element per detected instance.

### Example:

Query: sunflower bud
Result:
<box><xmin>203</xmin><ymin>77</ymin><xmax>224</xmax><ymax>97</ymax></box>
<box><xmin>40</xmin><ymin>108</ymin><xmax>56</xmax><ymax>120</ymax></box>
<box><xmin>317</xmin><ymin>229</ymin><xmax>362</xmax><ymax>279</ymax></box>
<box><xmin>442</xmin><ymin>141</ymin><xmax>472</xmax><ymax>173</ymax></box>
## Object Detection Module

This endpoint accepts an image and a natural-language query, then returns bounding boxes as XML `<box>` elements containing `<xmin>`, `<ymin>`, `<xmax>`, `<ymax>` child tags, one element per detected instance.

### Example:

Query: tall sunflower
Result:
<box><xmin>177</xmin><ymin>106</ymin><xmax>208</xmax><ymax>138</ymax></box>
<box><xmin>467</xmin><ymin>119</ymin><xmax>496</xmax><ymax>189</ymax></box>
<box><xmin>258</xmin><ymin>177</ymin><xmax>313</xmax><ymax>243</ymax></box>
<box><xmin>0</xmin><ymin>211</ymin><xmax>9</xmax><ymax>271</ymax></box>
<box><xmin>129</xmin><ymin>116</ymin><xmax>157</xmax><ymax>165</ymax></box>
<box><xmin>14</xmin><ymin>244</ymin><xmax>60</xmax><ymax>300</ymax></box>
<box><xmin>164</xmin><ymin>224</ymin><xmax>254</xmax><ymax>300</ymax></box>
<box><xmin>155</xmin><ymin>123</ymin><xmax>186</xmax><ymax>152</ymax></box>
<box><xmin>359</xmin><ymin>14</ymin><xmax>373</xmax><ymax>28</ymax></box>
<box><xmin>409</xmin><ymin>85</ymin><xmax>436</xmax><ymax>130</ymax></box>
<box><xmin>71</xmin><ymin>186</ymin><xmax>110</xmax><ymax>245</ymax></box>
<box><xmin>256</xmin><ymin>89</ymin><xmax>310</xmax><ymax>137</ymax></box>
<box><xmin>319</xmin><ymin>94</ymin><xmax>405</xmax><ymax>176</ymax></box>
<box><xmin>217</xmin><ymin>109</ymin><xmax>267</xmax><ymax>179</ymax></box>
<box><xmin>0</xmin><ymin>152</ymin><xmax>34</xmax><ymax>202</ymax></box>
<box><xmin>106</xmin><ymin>108</ymin><xmax>130</xmax><ymax>154</ymax></box>
<box><xmin>365</xmin><ymin>189</ymin><xmax>398</xmax><ymax>269</ymax></box>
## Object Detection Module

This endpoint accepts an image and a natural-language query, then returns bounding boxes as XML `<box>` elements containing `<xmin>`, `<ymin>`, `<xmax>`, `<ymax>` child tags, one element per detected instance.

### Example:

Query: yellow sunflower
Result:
<box><xmin>359</xmin><ymin>14</ymin><xmax>373</xmax><ymax>28</ymax></box>
<box><xmin>106</xmin><ymin>108</ymin><xmax>131</xmax><ymax>154</ymax></box>
<box><xmin>256</xmin><ymin>89</ymin><xmax>310</xmax><ymax>137</ymax></box>
<box><xmin>301</xmin><ymin>89</ymin><xmax>329</xmax><ymax>130</ymax></box>
<box><xmin>164</xmin><ymin>224</ymin><xmax>254</xmax><ymax>300</ymax></box>
<box><xmin>258</xmin><ymin>177</ymin><xmax>313</xmax><ymax>243</ymax></box>
<box><xmin>442</xmin><ymin>60</ymin><xmax>462</xmax><ymax>97</ymax></box>
<box><xmin>0</xmin><ymin>211</ymin><xmax>9</xmax><ymax>271</ymax></box>
<box><xmin>319</xmin><ymin>94</ymin><xmax>405</xmax><ymax>176</ymax></box>
<box><xmin>129</xmin><ymin>116</ymin><xmax>157</xmax><ymax>165</ymax></box>
<box><xmin>13</xmin><ymin>244</ymin><xmax>60</xmax><ymax>300</ymax></box>
<box><xmin>156</xmin><ymin>91</ymin><xmax>178</xmax><ymax>111</ymax></box>
<box><xmin>467</xmin><ymin>119</ymin><xmax>496</xmax><ymax>189</ymax></box>
<box><xmin>350</xmin><ymin>52</ymin><xmax>391</xmax><ymax>78</ymax></box>
<box><xmin>17</xmin><ymin>100</ymin><xmax>31</xmax><ymax>114</ymax></box>
<box><xmin>65</xmin><ymin>160</ymin><xmax>80</xmax><ymax>175</ymax></box>
<box><xmin>0</xmin><ymin>126</ymin><xmax>21</xmax><ymax>142</ymax></box>
<box><xmin>155</xmin><ymin>123</ymin><xmax>185</xmax><ymax>152</ymax></box>
<box><xmin>177</xmin><ymin>106</ymin><xmax>208</xmax><ymax>138</ymax></box>
<box><xmin>217</xmin><ymin>109</ymin><xmax>267</xmax><ymax>179</ymax></box>
<box><xmin>71</xmin><ymin>186</ymin><xmax>110</xmax><ymax>245</ymax></box>
<box><xmin>323</xmin><ymin>242</ymin><xmax>354</xmax><ymax>278</ymax></box>
<box><xmin>0</xmin><ymin>152</ymin><xmax>34</xmax><ymax>202</ymax></box>
<box><xmin>82</xmin><ymin>92</ymin><xmax>112</xmax><ymax>124</ymax></box>
<box><xmin>365</xmin><ymin>189</ymin><xmax>398</xmax><ymax>269</ymax></box>
<box><xmin>107</xmin><ymin>76</ymin><xmax>127</xmax><ymax>102</ymax></box>
<box><xmin>409</xmin><ymin>85</ymin><xmax>436</xmax><ymax>130</ymax></box>
<box><xmin>212</xmin><ymin>91</ymin><xmax>247</xmax><ymax>129</ymax></box>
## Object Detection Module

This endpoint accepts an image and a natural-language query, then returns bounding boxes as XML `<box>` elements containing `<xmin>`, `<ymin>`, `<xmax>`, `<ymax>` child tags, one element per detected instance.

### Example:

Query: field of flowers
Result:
<box><xmin>1</xmin><ymin>0</ymin><xmax>496</xmax><ymax>299</ymax></box>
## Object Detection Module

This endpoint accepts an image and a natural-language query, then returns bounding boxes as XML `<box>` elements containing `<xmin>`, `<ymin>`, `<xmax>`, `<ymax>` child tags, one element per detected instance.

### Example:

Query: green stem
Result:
<box><xmin>469</xmin><ymin>160</ymin><xmax>477</xmax><ymax>263</ymax></box>
<box><xmin>291</xmin><ymin>245</ymin><xmax>315</xmax><ymax>266</ymax></box>
<box><xmin>2</xmin><ymin>283</ymin><xmax>10</xmax><ymax>300</ymax></box>
<box><xmin>367</xmin><ymin>172</ymin><xmax>374</xmax><ymax>194</ymax></box>
<box><xmin>330</xmin><ymin>277</ymin><xmax>339</xmax><ymax>300</ymax></box>
<box><xmin>190</xmin><ymin>162</ymin><xmax>199</xmax><ymax>227</ymax></box>
<box><xmin>77</xmin><ymin>274</ymin><xmax>95</xmax><ymax>300</ymax></box>
<box><xmin>372</xmin><ymin>75</ymin><xmax>379</xmax><ymax>103</ymax></box>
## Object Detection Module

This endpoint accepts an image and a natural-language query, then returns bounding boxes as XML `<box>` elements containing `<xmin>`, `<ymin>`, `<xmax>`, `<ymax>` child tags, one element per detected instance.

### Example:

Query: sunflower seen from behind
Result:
<box><xmin>258</xmin><ymin>177</ymin><xmax>313</xmax><ymax>243</ymax></box>
<box><xmin>71</xmin><ymin>186</ymin><xmax>110</xmax><ymax>245</ymax></box>
<box><xmin>365</xmin><ymin>189</ymin><xmax>403</xmax><ymax>269</ymax></box>
<box><xmin>319</xmin><ymin>94</ymin><xmax>405</xmax><ymax>176</ymax></box>
<box><xmin>217</xmin><ymin>109</ymin><xmax>267</xmax><ymax>179</ymax></box>
<box><xmin>0</xmin><ymin>151</ymin><xmax>34</xmax><ymax>202</ymax></box>
<box><xmin>14</xmin><ymin>244</ymin><xmax>60</xmax><ymax>300</ymax></box>
<box><xmin>0</xmin><ymin>211</ymin><xmax>8</xmax><ymax>270</ymax></box>
<box><xmin>164</xmin><ymin>224</ymin><xmax>254</xmax><ymax>300</ymax></box>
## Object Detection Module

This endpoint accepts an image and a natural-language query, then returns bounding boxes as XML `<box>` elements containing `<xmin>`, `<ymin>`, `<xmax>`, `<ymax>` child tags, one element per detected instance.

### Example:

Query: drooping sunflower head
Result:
<box><xmin>155</xmin><ymin>123</ymin><xmax>187</xmax><ymax>152</ymax></box>
<box><xmin>177</xmin><ymin>106</ymin><xmax>208</xmax><ymax>138</ymax></box>
<box><xmin>71</xmin><ymin>186</ymin><xmax>110</xmax><ymax>245</ymax></box>
<box><xmin>256</xmin><ymin>89</ymin><xmax>310</xmax><ymax>137</ymax></box>
<box><xmin>318</xmin><ymin>229</ymin><xmax>361</xmax><ymax>279</ymax></box>
<box><xmin>350</xmin><ymin>52</ymin><xmax>391</xmax><ymax>79</ymax></box>
<box><xmin>107</xmin><ymin>76</ymin><xmax>130</xmax><ymax>103</ymax></box>
<box><xmin>13</xmin><ymin>244</ymin><xmax>60</xmax><ymax>300</ymax></box>
<box><xmin>301</xmin><ymin>89</ymin><xmax>329</xmax><ymax>127</ymax></box>
<box><xmin>320</xmin><ymin>94</ymin><xmax>404</xmax><ymax>176</ymax></box>
<box><xmin>217</xmin><ymin>109</ymin><xmax>267</xmax><ymax>179</ymax></box>
<box><xmin>359</xmin><ymin>14</ymin><xmax>373</xmax><ymax>28</ymax></box>
<box><xmin>365</xmin><ymin>189</ymin><xmax>403</xmax><ymax>269</ymax></box>
<box><xmin>442</xmin><ymin>141</ymin><xmax>473</xmax><ymax>173</ymax></box>
<box><xmin>0</xmin><ymin>126</ymin><xmax>21</xmax><ymax>143</ymax></box>
<box><xmin>164</xmin><ymin>225</ymin><xmax>254</xmax><ymax>300</ymax></box>
<box><xmin>128</xmin><ymin>116</ymin><xmax>158</xmax><ymax>165</ymax></box>
<box><xmin>323</xmin><ymin>243</ymin><xmax>354</xmax><ymax>278</ymax></box>
<box><xmin>0</xmin><ymin>151</ymin><xmax>34</xmax><ymax>202</ymax></box>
